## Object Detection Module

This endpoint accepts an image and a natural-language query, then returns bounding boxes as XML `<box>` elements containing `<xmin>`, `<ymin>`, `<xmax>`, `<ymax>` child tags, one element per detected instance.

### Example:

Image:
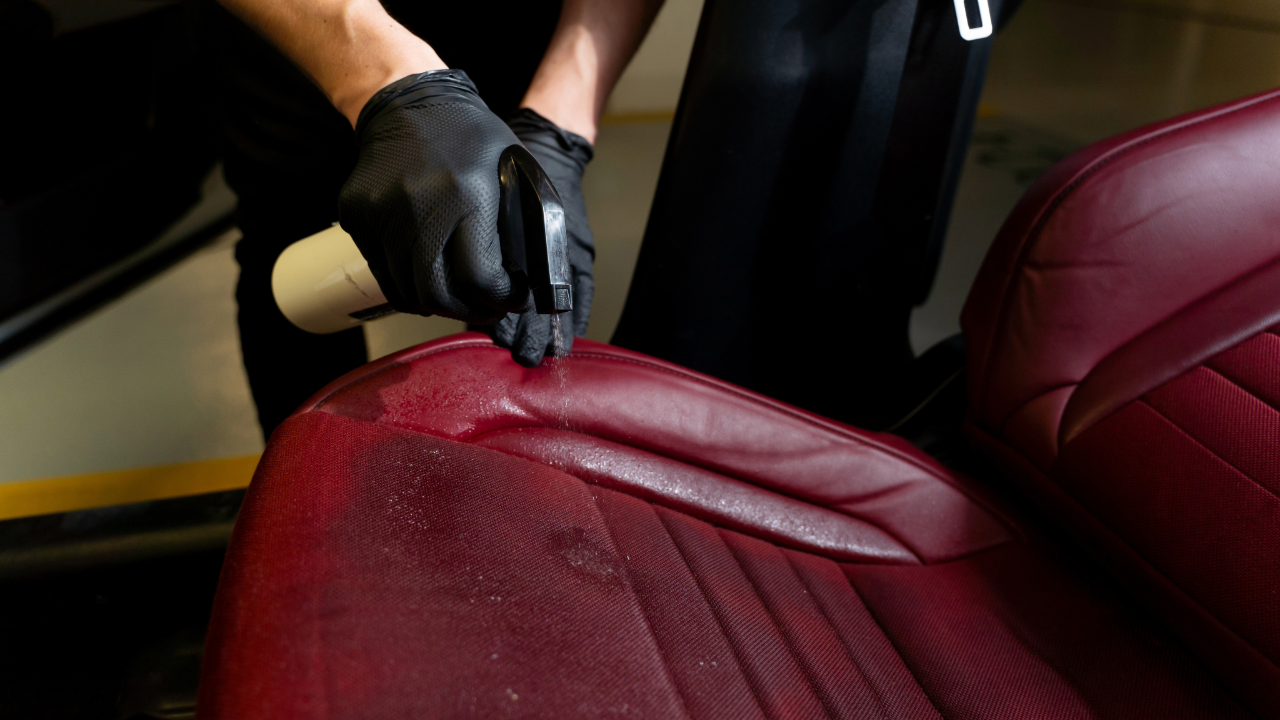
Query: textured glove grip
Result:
<box><xmin>506</xmin><ymin>108</ymin><xmax>595</xmax><ymax>169</ymax></box>
<box><xmin>354</xmin><ymin>69</ymin><xmax>487</xmax><ymax>145</ymax></box>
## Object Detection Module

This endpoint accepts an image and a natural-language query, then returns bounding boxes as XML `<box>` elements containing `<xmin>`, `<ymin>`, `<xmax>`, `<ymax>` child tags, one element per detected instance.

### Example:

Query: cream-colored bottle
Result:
<box><xmin>271</xmin><ymin>224</ymin><xmax>393</xmax><ymax>335</ymax></box>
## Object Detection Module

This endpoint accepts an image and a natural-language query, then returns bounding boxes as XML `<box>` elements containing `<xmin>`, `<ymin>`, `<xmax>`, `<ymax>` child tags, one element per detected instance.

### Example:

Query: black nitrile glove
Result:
<box><xmin>494</xmin><ymin>108</ymin><xmax>595</xmax><ymax>366</ymax></box>
<box><xmin>339</xmin><ymin>70</ymin><xmax>531</xmax><ymax>325</ymax></box>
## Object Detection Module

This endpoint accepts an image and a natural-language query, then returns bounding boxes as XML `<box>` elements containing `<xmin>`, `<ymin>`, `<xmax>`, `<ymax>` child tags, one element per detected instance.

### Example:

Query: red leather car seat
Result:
<box><xmin>962</xmin><ymin>87</ymin><xmax>1280</xmax><ymax>714</ymax></box>
<box><xmin>198</xmin><ymin>90</ymin><xmax>1280</xmax><ymax>719</ymax></box>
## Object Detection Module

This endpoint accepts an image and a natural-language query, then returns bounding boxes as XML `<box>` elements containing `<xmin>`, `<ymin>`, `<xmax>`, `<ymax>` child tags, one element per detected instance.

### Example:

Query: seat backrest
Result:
<box><xmin>962</xmin><ymin>89</ymin><xmax>1280</xmax><ymax>716</ymax></box>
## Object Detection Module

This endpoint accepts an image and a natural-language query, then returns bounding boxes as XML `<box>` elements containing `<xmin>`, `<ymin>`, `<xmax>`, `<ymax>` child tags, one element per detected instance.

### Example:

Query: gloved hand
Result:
<box><xmin>338</xmin><ymin>69</ymin><xmax>531</xmax><ymax>326</ymax></box>
<box><xmin>493</xmin><ymin>108</ymin><xmax>595</xmax><ymax>366</ymax></box>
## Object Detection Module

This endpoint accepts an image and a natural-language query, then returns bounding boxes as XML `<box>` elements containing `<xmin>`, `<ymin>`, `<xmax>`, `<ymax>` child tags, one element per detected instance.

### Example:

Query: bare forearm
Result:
<box><xmin>522</xmin><ymin>0</ymin><xmax>666</xmax><ymax>144</ymax></box>
<box><xmin>216</xmin><ymin>0</ymin><xmax>446</xmax><ymax>126</ymax></box>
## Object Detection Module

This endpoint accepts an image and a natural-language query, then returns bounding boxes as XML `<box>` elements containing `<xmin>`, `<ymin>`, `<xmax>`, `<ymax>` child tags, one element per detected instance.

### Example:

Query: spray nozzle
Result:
<box><xmin>498</xmin><ymin>145</ymin><xmax>573</xmax><ymax>315</ymax></box>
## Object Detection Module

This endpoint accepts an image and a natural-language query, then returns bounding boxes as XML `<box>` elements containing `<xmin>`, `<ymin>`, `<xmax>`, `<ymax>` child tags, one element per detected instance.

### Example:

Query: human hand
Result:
<box><xmin>338</xmin><ymin>70</ymin><xmax>532</xmax><ymax>325</ymax></box>
<box><xmin>493</xmin><ymin>108</ymin><xmax>595</xmax><ymax>366</ymax></box>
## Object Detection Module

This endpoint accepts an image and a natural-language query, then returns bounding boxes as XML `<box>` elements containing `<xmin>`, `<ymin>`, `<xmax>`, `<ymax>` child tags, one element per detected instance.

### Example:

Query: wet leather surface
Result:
<box><xmin>307</xmin><ymin>334</ymin><xmax>1015</xmax><ymax>563</ymax></box>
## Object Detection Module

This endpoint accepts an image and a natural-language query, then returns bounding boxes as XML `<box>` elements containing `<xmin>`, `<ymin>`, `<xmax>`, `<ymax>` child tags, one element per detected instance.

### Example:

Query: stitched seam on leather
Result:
<box><xmin>312</xmin><ymin>341</ymin><xmax>1017</xmax><ymax>541</ymax></box>
<box><xmin>315</xmin><ymin>342</ymin><xmax>933</xmax><ymax>480</ymax></box>
<box><xmin>996</xmin><ymin>381</ymin><xmax>1077</xmax><ymax>442</ymax></box>
<box><xmin>837</xmin><ymin>564</ymin><xmax>950</xmax><ymax>715</ymax></box>
<box><xmin>983</xmin><ymin>415</ymin><xmax>1254</xmax><ymax>655</ymax></box>
<box><xmin>655</xmin><ymin>509</ymin><xmax>773</xmax><ymax>720</ymax></box>
<box><xmin>1058</xmin><ymin>252</ymin><xmax>1280</xmax><ymax>446</ymax></box>
<box><xmin>780</xmin><ymin>550</ymin><xmax>902</xmax><ymax>720</ymax></box>
<box><xmin>715</xmin><ymin>530</ymin><xmax>840</xmax><ymax>719</ymax></box>
<box><xmin>982</xmin><ymin>419</ymin><xmax>1277</xmax><ymax>668</ymax></box>
<box><xmin>920</xmin><ymin>539</ymin><xmax>1017</xmax><ymax>565</ymax></box>
<box><xmin>1095</xmin><ymin>400</ymin><xmax>1280</xmax><ymax>667</ymax></box>
<box><xmin>957</xmin><ymin>561</ymin><xmax>1109</xmax><ymax>718</ymax></box>
<box><xmin>1202</xmin><ymin>364</ymin><xmax>1280</xmax><ymax>414</ymax></box>
<box><xmin>839</xmin><ymin>550</ymin><xmax>1104</xmax><ymax>717</ymax></box>
<box><xmin>566</xmin><ymin>354</ymin><xmax>944</xmax><ymax>475</ymax></box>
<box><xmin>1136</xmin><ymin>399</ymin><xmax>1279</xmax><ymax>503</ymax></box>
<box><xmin>566</xmin><ymin>351</ymin><xmax>1016</xmax><ymax>532</ymax></box>
<box><xmin>463</xmin><ymin>426</ymin><xmax>922</xmax><ymax>564</ymax></box>
<box><xmin>587</xmin><ymin>494</ymin><xmax>696</xmax><ymax>720</ymax></box>
<box><xmin>977</xmin><ymin>91</ymin><xmax>1280</xmax><ymax>430</ymax></box>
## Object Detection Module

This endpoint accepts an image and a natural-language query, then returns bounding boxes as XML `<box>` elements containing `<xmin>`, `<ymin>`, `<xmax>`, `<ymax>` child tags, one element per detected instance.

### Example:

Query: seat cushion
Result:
<box><xmin>198</xmin><ymin>336</ymin><xmax>1247</xmax><ymax>718</ymax></box>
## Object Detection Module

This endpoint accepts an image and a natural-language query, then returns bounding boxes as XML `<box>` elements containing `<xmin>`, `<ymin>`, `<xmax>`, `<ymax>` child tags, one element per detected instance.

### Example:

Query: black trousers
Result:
<box><xmin>195</xmin><ymin>0</ymin><xmax>561</xmax><ymax>437</ymax></box>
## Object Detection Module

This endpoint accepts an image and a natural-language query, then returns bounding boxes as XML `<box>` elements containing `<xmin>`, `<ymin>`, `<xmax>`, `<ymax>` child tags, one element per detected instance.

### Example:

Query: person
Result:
<box><xmin>197</xmin><ymin>0</ymin><xmax>664</xmax><ymax>436</ymax></box>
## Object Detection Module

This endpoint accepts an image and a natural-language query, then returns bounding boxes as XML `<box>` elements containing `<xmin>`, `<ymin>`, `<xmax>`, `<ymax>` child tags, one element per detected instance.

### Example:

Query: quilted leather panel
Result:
<box><xmin>201</xmin><ymin>411</ymin><xmax>1248</xmax><ymax>719</ymax></box>
<box><xmin>1145</xmin><ymin>360</ymin><xmax>1280</xmax><ymax>493</ymax></box>
<box><xmin>303</xmin><ymin>334</ymin><xmax>1014</xmax><ymax>565</ymax></box>
<box><xmin>646</xmin><ymin>506</ymin><xmax>902</xmax><ymax>719</ymax></box>
<box><xmin>1055</xmin><ymin>327</ymin><xmax>1280</xmax><ymax>673</ymax></box>
<box><xmin>1211</xmin><ymin>329</ymin><xmax>1280</xmax><ymax>408</ymax></box>
<box><xmin>849</xmin><ymin>546</ymin><xmax>1252</xmax><ymax>720</ymax></box>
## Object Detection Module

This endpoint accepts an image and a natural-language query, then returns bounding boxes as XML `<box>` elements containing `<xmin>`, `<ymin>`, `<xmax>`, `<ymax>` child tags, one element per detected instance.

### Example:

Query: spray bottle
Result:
<box><xmin>272</xmin><ymin>145</ymin><xmax>573</xmax><ymax>335</ymax></box>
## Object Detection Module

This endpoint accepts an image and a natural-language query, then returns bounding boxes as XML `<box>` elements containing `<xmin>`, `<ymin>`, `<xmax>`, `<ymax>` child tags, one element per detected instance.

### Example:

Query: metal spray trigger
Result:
<box><xmin>497</xmin><ymin>145</ymin><xmax>574</xmax><ymax>315</ymax></box>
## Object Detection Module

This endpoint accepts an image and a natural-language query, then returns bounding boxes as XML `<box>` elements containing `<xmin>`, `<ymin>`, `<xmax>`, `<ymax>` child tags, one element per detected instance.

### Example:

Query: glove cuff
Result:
<box><xmin>506</xmin><ymin>108</ymin><xmax>595</xmax><ymax>169</ymax></box>
<box><xmin>354</xmin><ymin>69</ymin><xmax>487</xmax><ymax>145</ymax></box>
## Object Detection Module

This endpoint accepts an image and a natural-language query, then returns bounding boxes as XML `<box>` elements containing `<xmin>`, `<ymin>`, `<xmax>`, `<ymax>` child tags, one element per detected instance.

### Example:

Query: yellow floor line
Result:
<box><xmin>600</xmin><ymin>110</ymin><xmax>676</xmax><ymax>126</ymax></box>
<box><xmin>0</xmin><ymin>455</ymin><xmax>261</xmax><ymax>522</ymax></box>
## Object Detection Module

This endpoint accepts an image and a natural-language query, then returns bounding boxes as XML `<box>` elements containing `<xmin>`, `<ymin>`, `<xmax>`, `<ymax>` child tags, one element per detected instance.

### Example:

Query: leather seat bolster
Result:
<box><xmin>301</xmin><ymin>335</ymin><xmax>1018</xmax><ymax>565</ymax></box>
